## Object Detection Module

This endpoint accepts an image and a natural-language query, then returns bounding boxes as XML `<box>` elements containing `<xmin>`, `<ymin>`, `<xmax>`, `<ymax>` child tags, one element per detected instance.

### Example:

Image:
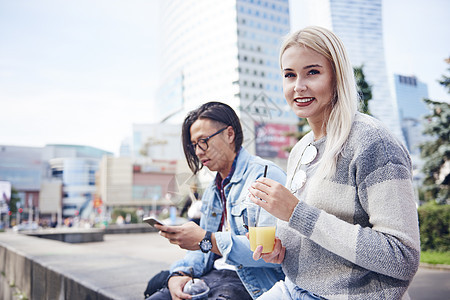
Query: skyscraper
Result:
<box><xmin>392</xmin><ymin>74</ymin><xmax>429</xmax><ymax>155</ymax></box>
<box><xmin>293</xmin><ymin>0</ymin><xmax>404</xmax><ymax>142</ymax></box>
<box><xmin>157</xmin><ymin>0</ymin><xmax>298</xmax><ymax>164</ymax></box>
<box><xmin>393</xmin><ymin>74</ymin><xmax>429</xmax><ymax>121</ymax></box>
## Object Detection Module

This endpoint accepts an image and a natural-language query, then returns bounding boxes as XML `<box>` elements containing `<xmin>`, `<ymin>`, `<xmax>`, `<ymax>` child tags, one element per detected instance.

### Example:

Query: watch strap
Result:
<box><xmin>204</xmin><ymin>231</ymin><xmax>212</xmax><ymax>241</ymax></box>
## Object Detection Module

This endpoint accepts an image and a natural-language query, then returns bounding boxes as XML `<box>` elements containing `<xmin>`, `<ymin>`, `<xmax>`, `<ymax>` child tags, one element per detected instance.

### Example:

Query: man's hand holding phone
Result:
<box><xmin>156</xmin><ymin>222</ymin><xmax>207</xmax><ymax>251</ymax></box>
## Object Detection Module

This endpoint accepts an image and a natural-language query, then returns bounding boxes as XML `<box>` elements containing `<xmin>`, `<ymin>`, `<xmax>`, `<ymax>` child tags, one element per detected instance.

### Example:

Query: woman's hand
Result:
<box><xmin>252</xmin><ymin>237</ymin><xmax>286</xmax><ymax>264</ymax></box>
<box><xmin>249</xmin><ymin>177</ymin><xmax>298</xmax><ymax>221</ymax></box>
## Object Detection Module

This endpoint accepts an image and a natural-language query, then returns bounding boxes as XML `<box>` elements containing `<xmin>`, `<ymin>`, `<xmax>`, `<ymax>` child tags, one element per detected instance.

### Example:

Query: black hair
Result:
<box><xmin>182</xmin><ymin>101</ymin><xmax>243</xmax><ymax>174</ymax></box>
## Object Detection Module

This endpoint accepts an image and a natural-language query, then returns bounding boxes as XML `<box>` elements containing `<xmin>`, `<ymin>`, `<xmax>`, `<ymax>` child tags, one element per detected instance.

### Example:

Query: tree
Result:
<box><xmin>284</xmin><ymin>118</ymin><xmax>309</xmax><ymax>141</ymax></box>
<box><xmin>354</xmin><ymin>65</ymin><xmax>372</xmax><ymax>115</ymax></box>
<box><xmin>8</xmin><ymin>187</ymin><xmax>20</xmax><ymax>214</ymax></box>
<box><xmin>439</xmin><ymin>57</ymin><xmax>450</xmax><ymax>94</ymax></box>
<box><xmin>420</xmin><ymin>58</ymin><xmax>450</xmax><ymax>204</ymax></box>
<box><xmin>6</xmin><ymin>187</ymin><xmax>21</xmax><ymax>226</ymax></box>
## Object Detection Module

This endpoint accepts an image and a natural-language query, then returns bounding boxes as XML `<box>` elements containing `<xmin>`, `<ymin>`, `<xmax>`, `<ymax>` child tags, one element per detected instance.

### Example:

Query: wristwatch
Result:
<box><xmin>199</xmin><ymin>231</ymin><xmax>213</xmax><ymax>253</ymax></box>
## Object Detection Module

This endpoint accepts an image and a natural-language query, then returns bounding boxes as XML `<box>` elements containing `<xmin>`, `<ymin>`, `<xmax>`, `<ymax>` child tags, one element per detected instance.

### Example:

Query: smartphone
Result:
<box><xmin>143</xmin><ymin>216</ymin><xmax>165</xmax><ymax>227</ymax></box>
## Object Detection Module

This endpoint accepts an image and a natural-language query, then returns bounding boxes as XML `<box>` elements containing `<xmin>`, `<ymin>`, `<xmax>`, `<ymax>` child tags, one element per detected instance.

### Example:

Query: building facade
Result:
<box><xmin>0</xmin><ymin>144</ymin><xmax>112</xmax><ymax>222</ymax></box>
<box><xmin>391</xmin><ymin>74</ymin><xmax>430</xmax><ymax>204</ymax></box>
<box><xmin>157</xmin><ymin>0</ymin><xmax>297</xmax><ymax>165</ymax></box>
<box><xmin>132</xmin><ymin>123</ymin><xmax>184</xmax><ymax>160</ymax></box>
<box><xmin>392</xmin><ymin>74</ymin><xmax>429</xmax><ymax>155</ymax></box>
<box><xmin>394</xmin><ymin>74</ymin><xmax>429</xmax><ymax>120</ymax></box>
<box><xmin>97</xmin><ymin>156</ymin><xmax>182</xmax><ymax>217</ymax></box>
<box><xmin>293</xmin><ymin>0</ymin><xmax>404</xmax><ymax>143</ymax></box>
<box><xmin>0</xmin><ymin>145</ymin><xmax>43</xmax><ymax>220</ymax></box>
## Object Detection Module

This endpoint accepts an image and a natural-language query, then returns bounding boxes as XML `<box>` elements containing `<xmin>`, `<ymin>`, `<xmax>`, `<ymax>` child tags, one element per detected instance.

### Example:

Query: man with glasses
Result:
<box><xmin>145</xmin><ymin>102</ymin><xmax>286</xmax><ymax>300</ymax></box>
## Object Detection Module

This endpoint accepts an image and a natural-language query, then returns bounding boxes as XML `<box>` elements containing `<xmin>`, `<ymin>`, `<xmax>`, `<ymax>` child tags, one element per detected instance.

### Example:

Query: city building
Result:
<box><xmin>132</xmin><ymin>123</ymin><xmax>183</xmax><ymax>160</ymax></box>
<box><xmin>0</xmin><ymin>144</ymin><xmax>112</xmax><ymax>224</ymax></box>
<box><xmin>97</xmin><ymin>155</ymin><xmax>194</xmax><ymax>217</ymax></box>
<box><xmin>157</xmin><ymin>0</ymin><xmax>298</xmax><ymax>168</ymax></box>
<box><xmin>43</xmin><ymin>145</ymin><xmax>113</xmax><ymax>218</ymax></box>
<box><xmin>392</xmin><ymin>74</ymin><xmax>429</xmax><ymax>155</ymax></box>
<box><xmin>294</xmin><ymin>0</ymin><xmax>405</xmax><ymax>143</ymax></box>
<box><xmin>0</xmin><ymin>145</ymin><xmax>43</xmax><ymax>221</ymax></box>
<box><xmin>391</xmin><ymin>74</ymin><xmax>430</xmax><ymax>203</ymax></box>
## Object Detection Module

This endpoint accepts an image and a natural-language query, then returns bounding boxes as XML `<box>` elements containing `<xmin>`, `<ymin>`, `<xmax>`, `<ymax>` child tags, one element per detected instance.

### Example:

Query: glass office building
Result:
<box><xmin>0</xmin><ymin>145</ymin><xmax>43</xmax><ymax>213</ymax></box>
<box><xmin>298</xmin><ymin>0</ymin><xmax>404</xmax><ymax>142</ymax></box>
<box><xmin>392</xmin><ymin>74</ymin><xmax>429</xmax><ymax>155</ymax></box>
<box><xmin>0</xmin><ymin>146</ymin><xmax>43</xmax><ymax>192</ymax></box>
<box><xmin>394</xmin><ymin>74</ymin><xmax>429</xmax><ymax>121</ymax></box>
<box><xmin>158</xmin><ymin>0</ymin><xmax>297</xmax><ymax>163</ymax></box>
<box><xmin>0</xmin><ymin>144</ymin><xmax>111</xmax><ymax>218</ymax></box>
<box><xmin>44</xmin><ymin>145</ymin><xmax>112</xmax><ymax>218</ymax></box>
<box><xmin>49</xmin><ymin>157</ymin><xmax>99</xmax><ymax>218</ymax></box>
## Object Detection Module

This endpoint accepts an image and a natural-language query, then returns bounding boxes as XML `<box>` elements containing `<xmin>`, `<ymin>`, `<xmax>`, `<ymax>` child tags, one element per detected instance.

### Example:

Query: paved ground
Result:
<box><xmin>91</xmin><ymin>232</ymin><xmax>450</xmax><ymax>299</ymax></box>
<box><xmin>408</xmin><ymin>267</ymin><xmax>450</xmax><ymax>300</ymax></box>
<box><xmin>2</xmin><ymin>231</ymin><xmax>449</xmax><ymax>299</ymax></box>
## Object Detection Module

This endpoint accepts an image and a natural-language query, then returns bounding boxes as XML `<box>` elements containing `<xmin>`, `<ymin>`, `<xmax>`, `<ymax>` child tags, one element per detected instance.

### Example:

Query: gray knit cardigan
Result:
<box><xmin>279</xmin><ymin>112</ymin><xmax>420</xmax><ymax>300</ymax></box>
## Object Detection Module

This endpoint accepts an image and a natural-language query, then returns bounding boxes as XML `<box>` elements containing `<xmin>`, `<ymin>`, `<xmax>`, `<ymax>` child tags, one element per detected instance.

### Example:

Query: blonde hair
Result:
<box><xmin>280</xmin><ymin>26</ymin><xmax>358</xmax><ymax>179</ymax></box>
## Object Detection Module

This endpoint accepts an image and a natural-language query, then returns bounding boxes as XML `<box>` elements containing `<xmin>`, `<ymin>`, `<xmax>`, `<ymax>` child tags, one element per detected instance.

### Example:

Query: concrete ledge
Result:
<box><xmin>419</xmin><ymin>262</ymin><xmax>450</xmax><ymax>271</ymax></box>
<box><xmin>104</xmin><ymin>223</ymin><xmax>158</xmax><ymax>234</ymax></box>
<box><xmin>0</xmin><ymin>231</ymin><xmax>185</xmax><ymax>300</ymax></box>
<box><xmin>18</xmin><ymin>224</ymin><xmax>158</xmax><ymax>244</ymax></box>
<box><xmin>23</xmin><ymin>228</ymin><xmax>105</xmax><ymax>243</ymax></box>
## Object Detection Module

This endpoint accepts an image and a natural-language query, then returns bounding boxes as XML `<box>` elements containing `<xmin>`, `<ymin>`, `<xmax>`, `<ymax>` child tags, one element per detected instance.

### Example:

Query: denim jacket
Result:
<box><xmin>170</xmin><ymin>148</ymin><xmax>286</xmax><ymax>299</ymax></box>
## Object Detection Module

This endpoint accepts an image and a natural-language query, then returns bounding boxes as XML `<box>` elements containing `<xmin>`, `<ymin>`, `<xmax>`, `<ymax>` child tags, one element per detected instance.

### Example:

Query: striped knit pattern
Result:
<box><xmin>279</xmin><ymin>112</ymin><xmax>420</xmax><ymax>300</ymax></box>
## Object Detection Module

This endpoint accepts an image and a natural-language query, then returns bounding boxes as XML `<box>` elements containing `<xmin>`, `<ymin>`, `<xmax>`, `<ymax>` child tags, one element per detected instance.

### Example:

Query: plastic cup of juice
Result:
<box><xmin>246</xmin><ymin>196</ymin><xmax>277</xmax><ymax>253</ymax></box>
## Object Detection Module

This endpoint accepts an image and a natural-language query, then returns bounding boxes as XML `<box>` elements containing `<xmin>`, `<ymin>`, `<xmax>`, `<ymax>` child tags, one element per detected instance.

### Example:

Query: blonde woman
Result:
<box><xmin>249</xmin><ymin>26</ymin><xmax>420</xmax><ymax>299</ymax></box>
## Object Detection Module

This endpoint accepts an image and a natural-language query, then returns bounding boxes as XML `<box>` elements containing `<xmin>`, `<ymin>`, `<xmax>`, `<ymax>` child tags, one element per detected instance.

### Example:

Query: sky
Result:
<box><xmin>1</xmin><ymin>0</ymin><xmax>449</xmax><ymax>155</ymax></box>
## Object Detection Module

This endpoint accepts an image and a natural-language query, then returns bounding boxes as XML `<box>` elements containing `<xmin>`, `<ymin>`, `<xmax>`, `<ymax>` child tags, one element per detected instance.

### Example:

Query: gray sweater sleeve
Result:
<box><xmin>287</xmin><ymin>118</ymin><xmax>420</xmax><ymax>281</ymax></box>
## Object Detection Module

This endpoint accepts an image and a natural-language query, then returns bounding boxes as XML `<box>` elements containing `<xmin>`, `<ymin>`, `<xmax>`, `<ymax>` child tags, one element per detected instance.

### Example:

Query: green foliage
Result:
<box><xmin>438</xmin><ymin>57</ymin><xmax>450</xmax><ymax>94</ymax></box>
<box><xmin>8</xmin><ymin>187</ymin><xmax>21</xmax><ymax>214</ymax></box>
<box><xmin>111</xmin><ymin>208</ymin><xmax>138</xmax><ymax>224</ymax></box>
<box><xmin>354</xmin><ymin>65</ymin><xmax>372</xmax><ymax>115</ymax></box>
<box><xmin>419</xmin><ymin>59</ymin><xmax>450</xmax><ymax>203</ymax></box>
<box><xmin>418</xmin><ymin>203</ymin><xmax>450</xmax><ymax>252</ymax></box>
<box><xmin>283</xmin><ymin>118</ymin><xmax>310</xmax><ymax>153</ymax></box>
<box><xmin>420</xmin><ymin>250</ymin><xmax>450</xmax><ymax>265</ymax></box>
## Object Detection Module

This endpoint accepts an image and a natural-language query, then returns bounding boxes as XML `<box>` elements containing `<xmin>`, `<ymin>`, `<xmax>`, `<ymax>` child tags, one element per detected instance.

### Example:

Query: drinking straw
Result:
<box><xmin>254</xmin><ymin>165</ymin><xmax>267</xmax><ymax>227</ymax></box>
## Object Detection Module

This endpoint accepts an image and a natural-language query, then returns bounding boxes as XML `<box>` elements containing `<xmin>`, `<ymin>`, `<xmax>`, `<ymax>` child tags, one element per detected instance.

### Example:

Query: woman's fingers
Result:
<box><xmin>253</xmin><ymin>245</ymin><xmax>263</xmax><ymax>261</ymax></box>
<box><xmin>257</xmin><ymin>238</ymin><xmax>285</xmax><ymax>264</ymax></box>
<box><xmin>276</xmin><ymin>246</ymin><xmax>286</xmax><ymax>264</ymax></box>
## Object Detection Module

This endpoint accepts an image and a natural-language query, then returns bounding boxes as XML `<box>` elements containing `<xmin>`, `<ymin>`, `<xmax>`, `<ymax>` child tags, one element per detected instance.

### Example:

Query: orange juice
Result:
<box><xmin>249</xmin><ymin>226</ymin><xmax>276</xmax><ymax>253</ymax></box>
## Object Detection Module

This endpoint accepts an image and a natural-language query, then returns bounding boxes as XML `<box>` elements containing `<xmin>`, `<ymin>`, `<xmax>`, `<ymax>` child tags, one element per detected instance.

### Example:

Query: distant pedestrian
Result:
<box><xmin>179</xmin><ymin>185</ymin><xmax>201</xmax><ymax>225</ymax></box>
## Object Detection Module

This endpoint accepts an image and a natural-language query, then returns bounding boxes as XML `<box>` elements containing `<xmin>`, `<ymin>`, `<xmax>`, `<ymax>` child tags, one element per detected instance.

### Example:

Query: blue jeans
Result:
<box><xmin>146</xmin><ymin>269</ymin><xmax>252</xmax><ymax>300</ymax></box>
<box><xmin>257</xmin><ymin>278</ymin><xmax>326</xmax><ymax>300</ymax></box>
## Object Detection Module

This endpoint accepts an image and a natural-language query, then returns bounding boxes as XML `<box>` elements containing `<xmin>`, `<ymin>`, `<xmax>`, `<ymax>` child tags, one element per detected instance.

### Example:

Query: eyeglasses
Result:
<box><xmin>289</xmin><ymin>144</ymin><xmax>318</xmax><ymax>195</ymax></box>
<box><xmin>189</xmin><ymin>127</ymin><xmax>228</xmax><ymax>153</ymax></box>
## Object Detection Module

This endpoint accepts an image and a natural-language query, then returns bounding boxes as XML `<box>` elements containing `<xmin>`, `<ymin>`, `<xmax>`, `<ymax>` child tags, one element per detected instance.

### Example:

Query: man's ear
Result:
<box><xmin>226</xmin><ymin>126</ymin><xmax>235</xmax><ymax>144</ymax></box>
